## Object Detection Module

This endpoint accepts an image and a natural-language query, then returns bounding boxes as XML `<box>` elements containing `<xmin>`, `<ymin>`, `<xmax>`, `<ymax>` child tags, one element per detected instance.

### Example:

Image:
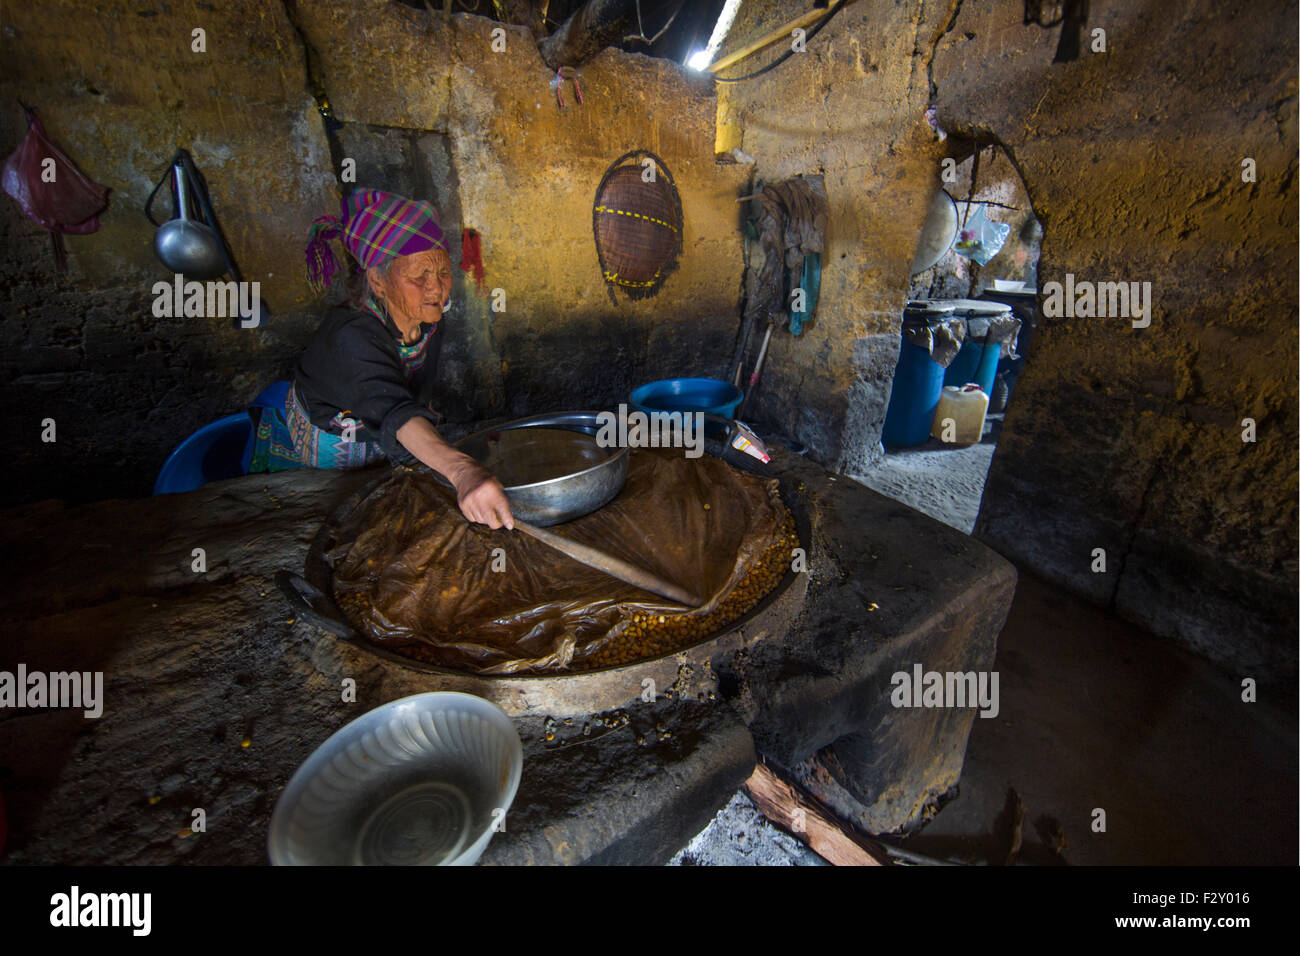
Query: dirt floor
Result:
<box><xmin>900</xmin><ymin>571</ymin><xmax>1298</xmax><ymax>866</ymax></box>
<box><xmin>851</xmin><ymin>440</ymin><xmax>997</xmax><ymax>534</ymax></box>
<box><xmin>673</xmin><ymin>424</ymin><xmax>1298</xmax><ymax>865</ymax></box>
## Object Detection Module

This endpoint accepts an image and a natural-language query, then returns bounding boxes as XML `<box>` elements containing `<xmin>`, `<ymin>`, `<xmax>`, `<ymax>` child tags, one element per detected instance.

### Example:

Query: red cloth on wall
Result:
<box><xmin>460</xmin><ymin>227</ymin><xmax>485</xmax><ymax>293</ymax></box>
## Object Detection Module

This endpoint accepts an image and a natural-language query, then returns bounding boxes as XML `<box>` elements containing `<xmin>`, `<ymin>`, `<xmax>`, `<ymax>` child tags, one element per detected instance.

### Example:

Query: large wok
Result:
<box><xmin>273</xmin><ymin>411</ymin><xmax>811</xmax><ymax>714</ymax></box>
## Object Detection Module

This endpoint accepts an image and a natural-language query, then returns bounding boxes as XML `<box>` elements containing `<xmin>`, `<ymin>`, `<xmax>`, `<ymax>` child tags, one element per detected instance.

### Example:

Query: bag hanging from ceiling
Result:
<box><xmin>2</xmin><ymin>105</ymin><xmax>109</xmax><ymax>272</ymax></box>
<box><xmin>592</xmin><ymin>149</ymin><xmax>683</xmax><ymax>305</ymax></box>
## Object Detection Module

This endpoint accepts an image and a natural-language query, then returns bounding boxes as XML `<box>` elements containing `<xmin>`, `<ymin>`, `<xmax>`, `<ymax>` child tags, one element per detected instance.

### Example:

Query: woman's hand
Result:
<box><xmin>395</xmin><ymin>417</ymin><xmax>515</xmax><ymax>530</ymax></box>
<box><xmin>452</xmin><ymin>463</ymin><xmax>515</xmax><ymax>530</ymax></box>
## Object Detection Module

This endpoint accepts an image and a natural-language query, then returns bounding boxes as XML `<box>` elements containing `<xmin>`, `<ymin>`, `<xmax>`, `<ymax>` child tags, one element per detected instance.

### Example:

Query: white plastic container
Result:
<box><xmin>931</xmin><ymin>384</ymin><xmax>988</xmax><ymax>445</ymax></box>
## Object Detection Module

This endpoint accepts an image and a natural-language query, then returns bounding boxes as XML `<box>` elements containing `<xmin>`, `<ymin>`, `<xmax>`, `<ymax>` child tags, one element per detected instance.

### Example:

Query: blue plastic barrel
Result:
<box><xmin>940</xmin><ymin>299</ymin><xmax>1013</xmax><ymax>395</ymax></box>
<box><xmin>972</xmin><ymin>339</ymin><xmax>1001</xmax><ymax>394</ymax></box>
<box><xmin>944</xmin><ymin>339</ymin><xmax>984</xmax><ymax>389</ymax></box>
<box><xmin>882</xmin><ymin>302</ymin><xmax>958</xmax><ymax>448</ymax></box>
<box><xmin>882</xmin><ymin>338</ymin><xmax>946</xmax><ymax>447</ymax></box>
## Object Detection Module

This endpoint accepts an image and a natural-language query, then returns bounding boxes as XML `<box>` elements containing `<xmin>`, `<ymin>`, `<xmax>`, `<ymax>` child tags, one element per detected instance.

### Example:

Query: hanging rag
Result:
<box><xmin>901</xmin><ymin>310</ymin><xmax>966</xmax><ymax>368</ymax></box>
<box><xmin>746</xmin><ymin>174</ymin><xmax>829</xmax><ymax>325</ymax></box>
<box><xmin>2</xmin><ymin>106</ymin><xmax>109</xmax><ymax>272</ymax></box>
<box><xmin>983</xmin><ymin>311</ymin><xmax>1023</xmax><ymax>360</ymax></box>
<box><xmin>304</xmin><ymin>188</ymin><xmax>448</xmax><ymax>295</ymax></box>
<box><xmin>460</xmin><ymin>227</ymin><xmax>485</xmax><ymax>293</ymax></box>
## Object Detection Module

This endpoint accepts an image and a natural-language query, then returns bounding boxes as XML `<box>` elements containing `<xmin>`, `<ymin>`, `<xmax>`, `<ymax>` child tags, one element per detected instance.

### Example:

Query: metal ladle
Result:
<box><xmin>147</xmin><ymin>150</ymin><xmax>237</xmax><ymax>281</ymax></box>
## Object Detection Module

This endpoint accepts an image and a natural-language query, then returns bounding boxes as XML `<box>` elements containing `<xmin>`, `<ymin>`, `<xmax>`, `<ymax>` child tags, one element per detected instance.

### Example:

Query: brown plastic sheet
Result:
<box><xmin>982</xmin><ymin>312</ymin><xmax>1022</xmax><ymax>359</ymax></box>
<box><xmin>902</xmin><ymin>313</ymin><xmax>966</xmax><ymax>368</ymax></box>
<box><xmin>328</xmin><ymin>448</ymin><xmax>791</xmax><ymax>676</ymax></box>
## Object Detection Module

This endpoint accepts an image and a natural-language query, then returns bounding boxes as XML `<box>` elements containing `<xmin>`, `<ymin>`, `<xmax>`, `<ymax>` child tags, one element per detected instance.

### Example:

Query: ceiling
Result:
<box><xmin>399</xmin><ymin>0</ymin><xmax>731</xmax><ymax>66</ymax></box>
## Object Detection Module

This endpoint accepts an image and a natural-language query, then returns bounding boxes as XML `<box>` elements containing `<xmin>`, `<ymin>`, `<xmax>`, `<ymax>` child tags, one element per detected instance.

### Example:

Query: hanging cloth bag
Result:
<box><xmin>2</xmin><ymin>105</ymin><xmax>109</xmax><ymax>271</ymax></box>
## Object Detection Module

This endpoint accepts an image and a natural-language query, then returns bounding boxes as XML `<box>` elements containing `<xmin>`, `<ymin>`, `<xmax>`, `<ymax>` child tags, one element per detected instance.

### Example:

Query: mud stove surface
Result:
<box><xmin>0</xmin><ymin>447</ymin><xmax>1014</xmax><ymax>864</ymax></box>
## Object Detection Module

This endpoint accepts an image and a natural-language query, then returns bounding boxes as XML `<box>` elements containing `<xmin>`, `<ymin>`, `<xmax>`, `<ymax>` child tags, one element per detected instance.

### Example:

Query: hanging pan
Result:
<box><xmin>910</xmin><ymin>188</ymin><xmax>959</xmax><ymax>275</ymax></box>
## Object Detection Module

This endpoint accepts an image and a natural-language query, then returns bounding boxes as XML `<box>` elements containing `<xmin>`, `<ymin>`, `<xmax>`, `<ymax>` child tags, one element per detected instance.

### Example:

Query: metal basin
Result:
<box><xmin>268</xmin><ymin>692</ymin><xmax>522</xmax><ymax>866</ymax></box>
<box><xmin>453</xmin><ymin>415</ymin><xmax>628</xmax><ymax>527</ymax></box>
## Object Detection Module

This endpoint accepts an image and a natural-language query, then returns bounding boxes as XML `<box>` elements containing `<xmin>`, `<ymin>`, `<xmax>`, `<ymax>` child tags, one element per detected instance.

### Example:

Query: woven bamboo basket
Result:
<box><xmin>592</xmin><ymin>150</ymin><xmax>683</xmax><ymax>304</ymax></box>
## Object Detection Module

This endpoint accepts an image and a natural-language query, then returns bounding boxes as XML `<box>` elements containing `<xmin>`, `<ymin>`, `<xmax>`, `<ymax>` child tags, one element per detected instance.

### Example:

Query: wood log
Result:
<box><xmin>538</xmin><ymin>0</ymin><xmax>638</xmax><ymax>69</ymax></box>
<box><xmin>742</xmin><ymin>761</ymin><xmax>893</xmax><ymax>866</ymax></box>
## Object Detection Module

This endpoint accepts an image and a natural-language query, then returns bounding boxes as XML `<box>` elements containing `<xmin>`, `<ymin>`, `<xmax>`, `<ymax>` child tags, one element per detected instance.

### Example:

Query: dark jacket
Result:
<box><xmin>293</xmin><ymin>306</ymin><xmax>444</xmax><ymax>460</ymax></box>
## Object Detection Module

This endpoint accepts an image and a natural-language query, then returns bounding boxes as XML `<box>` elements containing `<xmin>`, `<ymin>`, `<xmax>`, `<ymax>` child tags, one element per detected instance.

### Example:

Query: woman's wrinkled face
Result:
<box><xmin>369</xmin><ymin>248</ymin><xmax>453</xmax><ymax>328</ymax></box>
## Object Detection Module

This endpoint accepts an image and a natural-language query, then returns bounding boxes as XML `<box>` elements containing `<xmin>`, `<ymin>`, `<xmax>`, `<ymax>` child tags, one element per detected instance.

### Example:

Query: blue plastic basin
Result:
<box><xmin>152</xmin><ymin>414</ymin><xmax>253</xmax><ymax>495</ymax></box>
<box><xmin>153</xmin><ymin>380</ymin><xmax>291</xmax><ymax>495</ymax></box>
<box><xmin>630</xmin><ymin>378</ymin><xmax>743</xmax><ymax>419</ymax></box>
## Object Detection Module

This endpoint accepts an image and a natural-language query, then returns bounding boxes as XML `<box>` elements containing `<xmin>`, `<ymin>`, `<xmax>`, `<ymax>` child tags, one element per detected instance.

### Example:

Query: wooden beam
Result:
<box><xmin>707</xmin><ymin>1</ymin><xmax>849</xmax><ymax>75</ymax></box>
<box><xmin>742</xmin><ymin>761</ymin><xmax>893</xmax><ymax>866</ymax></box>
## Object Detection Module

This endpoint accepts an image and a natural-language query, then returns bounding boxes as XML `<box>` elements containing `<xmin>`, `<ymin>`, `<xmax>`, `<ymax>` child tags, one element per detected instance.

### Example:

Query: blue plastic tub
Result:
<box><xmin>881</xmin><ymin>337</ymin><xmax>946</xmax><ymax>448</ymax></box>
<box><xmin>153</xmin><ymin>380</ymin><xmax>291</xmax><ymax>495</ymax></box>
<box><xmin>153</xmin><ymin>414</ymin><xmax>253</xmax><ymax>494</ymax></box>
<box><xmin>630</xmin><ymin>378</ymin><xmax>743</xmax><ymax>418</ymax></box>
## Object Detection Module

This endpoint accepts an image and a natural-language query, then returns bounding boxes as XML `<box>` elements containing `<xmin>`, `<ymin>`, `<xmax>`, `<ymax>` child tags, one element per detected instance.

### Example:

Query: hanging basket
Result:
<box><xmin>592</xmin><ymin>149</ymin><xmax>683</xmax><ymax>305</ymax></box>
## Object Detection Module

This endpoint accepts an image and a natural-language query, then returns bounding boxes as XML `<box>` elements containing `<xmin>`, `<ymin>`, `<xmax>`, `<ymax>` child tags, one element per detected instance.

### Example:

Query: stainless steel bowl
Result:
<box><xmin>268</xmin><ymin>692</ymin><xmax>522</xmax><ymax>866</ymax></box>
<box><xmin>453</xmin><ymin>412</ymin><xmax>629</xmax><ymax>527</ymax></box>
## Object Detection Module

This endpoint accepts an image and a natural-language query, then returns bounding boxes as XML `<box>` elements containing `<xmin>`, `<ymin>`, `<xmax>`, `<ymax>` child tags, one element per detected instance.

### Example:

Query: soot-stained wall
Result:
<box><xmin>933</xmin><ymin>0</ymin><xmax>1298</xmax><ymax>682</ymax></box>
<box><xmin>0</xmin><ymin>0</ymin><xmax>748</xmax><ymax>504</ymax></box>
<box><xmin>718</xmin><ymin>0</ymin><xmax>1296</xmax><ymax>680</ymax></box>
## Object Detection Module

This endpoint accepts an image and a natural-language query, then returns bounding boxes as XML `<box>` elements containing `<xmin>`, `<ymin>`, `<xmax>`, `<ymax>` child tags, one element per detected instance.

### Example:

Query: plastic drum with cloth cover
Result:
<box><xmin>881</xmin><ymin>301</ymin><xmax>964</xmax><ymax>448</ymax></box>
<box><xmin>938</xmin><ymin>299</ymin><xmax>1017</xmax><ymax>396</ymax></box>
<box><xmin>979</xmin><ymin>287</ymin><xmax>1037</xmax><ymax>409</ymax></box>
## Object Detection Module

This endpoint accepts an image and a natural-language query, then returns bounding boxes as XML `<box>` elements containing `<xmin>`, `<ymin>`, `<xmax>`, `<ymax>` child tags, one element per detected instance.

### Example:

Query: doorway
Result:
<box><xmin>853</xmin><ymin>141</ymin><xmax>1041</xmax><ymax>534</ymax></box>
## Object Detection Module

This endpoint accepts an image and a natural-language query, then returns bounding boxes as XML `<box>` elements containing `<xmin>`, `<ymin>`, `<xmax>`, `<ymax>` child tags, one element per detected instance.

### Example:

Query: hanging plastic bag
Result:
<box><xmin>2</xmin><ymin>106</ymin><xmax>109</xmax><ymax>271</ymax></box>
<box><xmin>953</xmin><ymin>203</ymin><xmax>1010</xmax><ymax>266</ymax></box>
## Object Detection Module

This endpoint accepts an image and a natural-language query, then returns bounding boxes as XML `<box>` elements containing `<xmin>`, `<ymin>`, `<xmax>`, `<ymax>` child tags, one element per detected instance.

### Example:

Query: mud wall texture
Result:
<box><xmin>716</xmin><ymin>0</ymin><xmax>1295</xmax><ymax>679</ymax></box>
<box><xmin>0</xmin><ymin>0</ymin><xmax>747</xmax><ymax>504</ymax></box>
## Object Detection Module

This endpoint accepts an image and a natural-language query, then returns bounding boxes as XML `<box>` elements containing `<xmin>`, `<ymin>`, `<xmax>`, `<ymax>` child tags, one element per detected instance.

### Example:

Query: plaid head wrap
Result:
<box><xmin>304</xmin><ymin>189</ymin><xmax>448</xmax><ymax>295</ymax></box>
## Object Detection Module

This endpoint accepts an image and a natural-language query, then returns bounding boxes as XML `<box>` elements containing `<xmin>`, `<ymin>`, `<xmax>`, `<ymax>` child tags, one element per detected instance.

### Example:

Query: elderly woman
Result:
<box><xmin>248</xmin><ymin>189</ymin><xmax>512</xmax><ymax>529</ymax></box>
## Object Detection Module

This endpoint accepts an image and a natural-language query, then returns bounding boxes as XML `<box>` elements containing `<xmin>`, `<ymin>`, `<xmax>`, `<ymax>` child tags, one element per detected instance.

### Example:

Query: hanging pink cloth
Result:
<box><xmin>2</xmin><ymin>106</ymin><xmax>109</xmax><ymax>271</ymax></box>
